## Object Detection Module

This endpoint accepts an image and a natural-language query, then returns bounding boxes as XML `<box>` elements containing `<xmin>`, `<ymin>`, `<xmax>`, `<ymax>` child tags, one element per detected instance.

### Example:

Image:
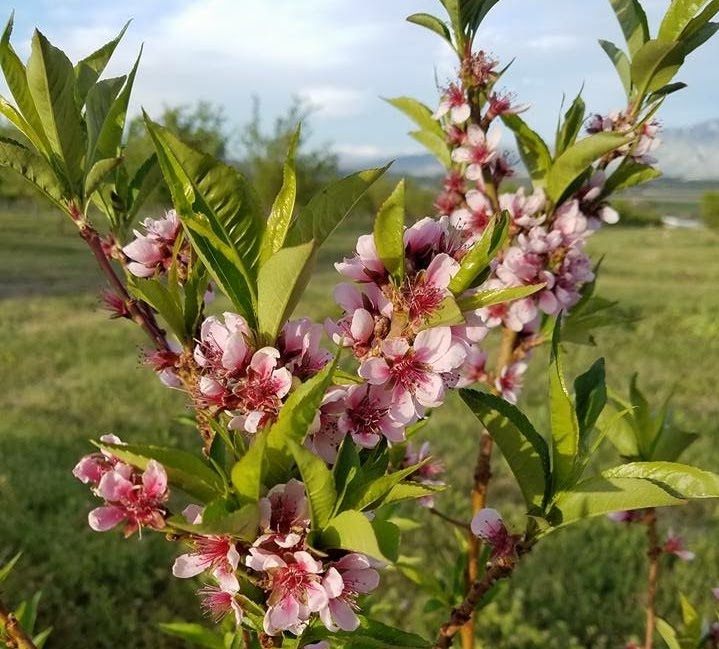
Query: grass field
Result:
<box><xmin>1</xmin><ymin>200</ymin><xmax>718</xmax><ymax>648</ymax></box>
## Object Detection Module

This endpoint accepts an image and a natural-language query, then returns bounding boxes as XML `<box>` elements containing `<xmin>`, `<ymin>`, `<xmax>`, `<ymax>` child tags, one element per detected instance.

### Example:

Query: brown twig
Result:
<box><xmin>643</xmin><ymin>508</ymin><xmax>661</xmax><ymax>649</ymax></box>
<box><xmin>435</xmin><ymin>540</ymin><xmax>533</xmax><ymax>649</ymax></box>
<box><xmin>461</xmin><ymin>326</ymin><xmax>518</xmax><ymax>648</ymax></box>
<box><xmin>429</xmin><ymin>508</ymin><xmax>471</xmax><ymax>531</ymax></box>
<box><xmin>0</xmin><ymin>599</ymin><xmax>37</xmax><ymax>649</ymax></box>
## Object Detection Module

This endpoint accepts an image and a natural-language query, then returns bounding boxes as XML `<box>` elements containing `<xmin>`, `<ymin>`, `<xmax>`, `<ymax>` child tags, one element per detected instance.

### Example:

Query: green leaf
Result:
<box><xmin>603</xmin><ymin>462</ymin><xmax>719</xmax><ymax>499</ymax></box>
<box><xmin>457</xmin><ymin>283</ymin><xmax>545</xmax><ymax>312</ymax></box>
<box><xmin>158</xmin><ymin>622</ymin><xmax>225</xmax><ymax>649</ymax></box>
<box><xmin>0</xmin><ymin>96</ymin><xmax>50</xmax><ymax>158</ymax></box>
<box><xmin>341</xmin><ymin>617</ymin><xmax>432</xmax><ymax>648</ymax></box>
<box><xmin>0</xmin><ymin>136</ymin><xmax>66</xmax><ymax>211</ymax></box>
<box><xmin>87</xmin><ymin>48</ymin><xmax>141</xmax><ymax>166</ymax></box>
<box><xmin>546</xmin><ymin>132</ymin><xmax>630</xmax><ymax>204</ymax></box>
<box><xmin>259</xmin><ymin>125</ymin><xmax>299</xmax><ymax>265</ymax></box>
<box><xmin>603</xmin><ymin>159</ymin><xmax>662</xmax><ymax>195</ymax></box>
<box><xmin>573</xmin><ymin>358</ymin><xmax>607</xmax><ymax>451</ymax></box>
<box><xmin>628</xmin><ymin>373</ymin><xmax>656</xmax><ymax>456</ymax></box>
<box><xmin>409</xmin><ymin>129</ymin><xmax>452</xmax><ymax>168</ymax></box>
<box><xmin>406</xmin><ymin>13</ymin><xmax>452</xmax><ymax>44</ymax></box>
<box><xmin>257</xmin><ymin>240</ymin><xmax>316</xmax><ymax>342</ymax></box>
<box><xmin>461</xmin><ymin>0</ymin><xmax>502</xmax><ymax>36</ymax></box>
<box><xmin>27</xmin><ymin>29</ymin><xmax>86</xmax><ymax>194</ymax></box>
<box><xmin>74</xmin><ymin>20</ymin><xmax>131</xmax><ymax>105</ymax></box>
<box><xmin>502</xmin><ymin>114</ymin><xmax>552</xmax><ymax>187</ymax></box>
<box><xmin>350</xmin><ymin>461</ymin><xmax>431</xmax><ymax>511</ymax></box>
<box><xmin>0</xmin><ymin>15</ymin><xmax>50</xmax><ymax>154</ymax></box>
<box><xmin>555</xmin><ymin>90</ymin><xmax>586</xmax><ymax>155</ymax></box>
<box><xmin>459</xmin><ymin>389</ymin><xmax>551</xmax><ymax>509</ymax></box>
<box><xmin>449</xmin><ymin>212</ymin><xmax>509</xmax><ymax>294</ymax></box>
<box><xmin>678</xmin><ymin>1</ymin><xmax>719</xmax><ymax>53</ymax></box>
<box><xmin>321</xmin><ymin>511</ymin><xmax>400</xmax><ymax>562</ymax></box>
<box><xmin>680</xmin><ymin>593</ymin><xmax>702</xmax><ymax>644</ymax></box>
<box><xmin>598</xmin><ymin>401</ymin><xmax>640</xmax><ymax>458</ymax></box>
<box><xmin>15</xmin><ymin>591</ymin><xmax>40</xmax><ymax>634</ymax></box>
<box><xmin>265</xmin><ymin>356</ymin><xmax>338</xmax><ymax>483</ymax></box>
<box><xmin>84</xmin><ymin>157</ymin><xmax>121</xmax><ymax>200</ymax></box>
<box><xmin>167</xmin><ymin>504</ymin><xmax>259</xmax><ymax>540</ymax></box>
<box><xmin>651</xmin><ymin>427</ymin><xmax>698</xmax><ymax>463</ymax></box>
<box><xmin>648</xmin><ymin>81</ymin><xmax>688</xmax><ymax>102</ymax></box>
<box><xmin>439</xmin><ymin>0</ymin><xmax>463</xmax><ymax>46</ymax></box>
<box><xmin>384</xmin><ymin>96</ymin><xmax>446</xmax><ymax>137</ymax></box>
<box><xmin>288</xmin><ymin>165</ymin><xmax>390</xmax><ymax>248</ymax></box>
<box><xmin>373</xmin><ymin>179</ymin><xmax>406</xmax><ymax>283</ymax></box>
<box><xmin>599</xmin><ymin>40</ymin><xmax>632</xmax><ymax>96</ymax></box>
<box><xmin>659</xmin><ymin>0</ymin><xmax>712</xmax><ymax>41</ymax></box>
<box><xmin>231</xmin><ymin>428</ymin><xmax>268</xmax><ymax>503</ymax></box>
<box><xmin>656</xmin><ymin>618</ymin><xmax>682</xmax><ymax>649</ymax></box>
<box><xmin>32</xmin><ymin>627</ymin><xmax>52</xmax><ymax>649</ymax></box>
<box><xmin>609</xmin><ymin>0</ymin><xmax>650</xmax><ymax>56</ymax></box>
<box><xmin>144</xmin><ymin>115</ymin><xmax>261</xmax><ymax>325</ymax></box>
<box><xmin>289</xmin><ymin>440</ymin><xmax>337</xmax><ymax>529</ymax></box>
<box><xmin>549</xmin><ymin>475</ymin><xmax>685</xmax><ymax>529</ymax></box>
<box><xmin>631</xmin><ymin>39</ymin><xmax>686</xmax><ymax>99</ymax></box>
<box><xmin>549</xmin><ymin>323</ymin><xmax>581</xmax><ymax>490</ymax></box>
<box><xmin>126</xmin><ymin>153</ymin><xmax>162</xmax><ymax>222</ymax></box>
<box><xmin>0</xmin><ymin>552</ymin><xmax>21</xmax><ymax>584</ymax></box>
<box><xmin>381</xmin><ymin>481</ymin><xmax>445</xmax><ymax>506</ymax></box>
<box><xmin>98</xmin><ymin>441</ymin><xmax>223</xmax><ymax>502</ymax></box>
<box><xmin>418</xmin><ymin>295</ymin><xmax>465</xmax><ymax>329</ymax></box>
<box><xmin>126</xmin><ymin>276</ymin><xmax>186</xmax><ymax>340</ymax></box>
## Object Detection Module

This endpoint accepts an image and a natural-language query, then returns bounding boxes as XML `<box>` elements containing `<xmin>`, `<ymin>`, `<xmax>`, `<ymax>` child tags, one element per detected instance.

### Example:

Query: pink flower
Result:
<box><xmin>320</xmin><ymin>554</ymin><xmax>380</xmax><ymax>632</ymax></box>
<box><xmin>495</xmin><ymin>361</ymin><xmax>527</xmax><ymax>404</ymax></box>
<box><xmin>663</xmin><ymin>532</ymin><xmax>695</xmax><ymax>561</ymax></box>
<box><xmin>228</xmin><ymin>347</ymin><xmax>293</xmax><ymax>433</ymax></box>
<box><xmin>256</xmin><ymin>480</ymin><xmax>310</xmax><ymax>550</ymax></box>
<box><xmin>335</xmin><ymin>234</ymin><xmax>388</xmax><ymax>284</ymax></box>
<box><xmin>88</xmin><ymin>460</ymin><xmax>168</xmax><ymax>537</ymax></box>
<box><xmin>606</xmin><ymin>510</ymin><xmax>645</xmax><ymax>524</ymax></box>
<box><xmin>123</xmin><ymin>210</ymin><xmax>182</xmax><ymax>277</ymax></box>
<box><xmin>173</xmin><ymin>535</ymin><xmax>241</xmax><ymax>591</ymax></box>
<box><xmin>72</xmin><ymin>434</ymin><xmax>125</xmax><ymax>486</ymax></box>
<box><xmin>401</xmin><ymin>253</ymin><xmax>459</xmax><ymax>323</ymax></box>
<box><xmin>500</xmin><ymin>187</ymin><xmax>546</xmax><ymax>229</ymax></box>
<box><xmin>101</xmin><ymin>290</ymin><xmax>131</xmax><ymax>319</ymax></box>
<box><xmin>359</xmin><ymin>327</ymin><xmax>466</xmax><ymax>419</ymax></box>
<box><xmin>198</xmin><ymin>583</ymin><xmax>243</xmax><ymax>626</ymax></box>
<box><xmin>450</xmin><ymin>189</ymin><xmax>493</xmax><ymax>236</ymax></box>
<box><xmin>457</xmin><ymin>345</ymin><xmax>488</xmax><ymax>388</ymax></box>
<box><xmin>307</xmin><ymin>388</ymin><xmax>348</xmax><ymax>464</ymax></box>
<box><xmin>194</xmin><ymin>312</ymin><xmax>251</xmax><ymax>373</ymax></box>
<box><xmin>471</xmin><ymin>508</ymin><xmax>517</xmax><ymax>559</ymax></box>
<box><xmin>279</xmin><ymin>318</ymin><xmax>332</xmax><ymax>381</ymax></box>
<box><xmin>434</xmin><ymin>83</ymin><xmax>471</xmax><ymax>124</ymax></box>
<box><xmin>256</xmin><ymin>551</ymin><xmax>329</xmax><ymax>636</ymax></box>
<box><xmin>486</xmin><ymin>91</ymin><xmax>529</xmax><ymax>121</ymax></box>
<box><xmin>338</xmin><ymin>383</ymin><xmax>409</xmax><ymax>448</ymax></box>
<box><xmin>451</xmin><ymin>125</ymin><xmax>501</xmax><ymax>181</ymax></box>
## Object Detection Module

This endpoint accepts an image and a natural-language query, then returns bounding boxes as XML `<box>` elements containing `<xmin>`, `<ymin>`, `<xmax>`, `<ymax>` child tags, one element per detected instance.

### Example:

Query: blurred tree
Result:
<box><xmin>700</xmin><ymin>191</ymin><xmax>719</xmax><ymax>229</ymax></box>
<box><xmin>612</xmin><ymin>199</ymin><xmax>662</xmax><ymax>227</ymax></box>
<box><xmin>237</xmin><ymin>96</ymin><xmax>338</xmax><ymax>210</ymax></box>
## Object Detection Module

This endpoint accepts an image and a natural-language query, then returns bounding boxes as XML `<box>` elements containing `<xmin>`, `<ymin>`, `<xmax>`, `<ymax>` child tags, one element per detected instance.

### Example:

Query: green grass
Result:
<box><xmin>0</xmin><ymin>202</ymin><xmax>718</xmax><ymax>648</ymax></box>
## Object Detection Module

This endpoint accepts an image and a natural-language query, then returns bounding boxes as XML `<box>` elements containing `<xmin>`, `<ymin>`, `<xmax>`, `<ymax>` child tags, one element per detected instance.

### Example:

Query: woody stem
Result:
<box><xmin>0</xmin><ymin>599</ymin><xmax>37</xmax><ymax>649</ymax></box>
<box><xmin>643</xmin><ymin>509</ymin><xmax>661</xmax><ymax>649</ymax></box>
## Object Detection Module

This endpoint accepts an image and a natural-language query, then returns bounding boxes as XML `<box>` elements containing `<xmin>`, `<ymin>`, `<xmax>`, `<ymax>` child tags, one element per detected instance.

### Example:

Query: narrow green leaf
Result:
<box><xmin>573</xmin><ymin>358</ymin><xmax>607</xmax><ymax>451</ymax></box>
<box><xmin>659</xmin><ymin>0</ymin><xmax>711</xmax><ymax>42</ymax></box>
<box><xmin>373</xmin><ymin>179</ymin><xmax>406</xmax><ymax>283</ymax></box>
<box><xmin>656</xmin><ymin>618</ymin><xmax>682</xmax><ymax>649</ymax></box>
<box><xmin>409</xmin><ymin>129</ymin><xmax>452</xmax><ymax>168</ymax></box>
<box><xmin>382</xmin><ymin>481</ymin><xmax>445</xmax><ymax>506</ymax></box>
<box><xmin>418</xmin><ymin>295</ymin><xmax>465</xmax><ymax>330</ymax></box>
<box><xmin>84</xmin><ymin>157</ymin><xmax>121</xmax><ymax>201</ymax></box>
<box><xmin>126</xmin><ymin>153</ymin><xmax>162</xmax><ymax>222</ymax></box>
<box><xmin>98</xmin><ymin>441</ymin><xmax>223</xmax><ymax>502</ymax></box>
<box><xmin>609</xmin><ymin>0</ymin><xmax>650</xmax><ymax>56</ymax></box>
<box><xmin>126</xmin><ymin>276</ymin><xmax>187</xmax><ymax>341</ymax></box>
<box><xmin>439</xmin><ymin>0</ymin><xmax>463</xmax><ymax>46</ymax></box>
<box><xmin>27</xmin><ymin>29</ymin><xmax>86</xmax><ymax>194</ymax></box>
<box><xmin>603</xmin><ymin>159</ymin><xmax>662</xmax><ymax>195</ymax></box>
<box><xmin>0</xmin><ymin>552</ymin><xmax>21</xmax><ymax>584</ymax></box>
<box><xmin>457</xmin><ymin>283</ymin><xmax>545</xmax><ymax>312</ymax></box>
<box><xmin>603</xmin><ymin>461</ymin><xmax>719</xmax><ymax>499</ymax></box>
<box><xmin>257</xmin><ymin>240</ymin><xmax>316</xmax><ymax>342</ymax></box>
<box><xmin>631</xmin><ymin>39</ymin><xmax>686</xmax><ymax>99</ymax></box>
<box><xmin>461</xmin><ymin>0</ymin><xmax>502</xmax><ymax>36</ymax></box>
<box><xmin>680</xmin><ymin>19</ymin><xmax>719</xmax><ymax>54</ymax></box>
<box><xmin>231</xmin><ymin>428</ymin><xmax>268</xmax><ymax>503</ymax></box>
<box><xmin>384</xmin><ymin>96</ymin><xmax>446</xmax><ymax>137</ymax></box>
<box><xmin>555</xmin><ymin>89</ymin><xmax>586</xmax><ymax>155</ymax></box>
<box><xmin>259</xmin><ymin>125</ymin><xmax>299</xmax><ymax>265</ymax></box>
<box><xmin>167</xmin><ymin>504</ymin><xmax>259</xmax><ymax>541</ymax></box>
<box><xmin>406</xmin><ymin>13</ymin><xmax>452</xmax><ymax>44</ymax></box>
<box><xmin>144</xmin><ymin>115</ymin><xmax>260</xmax><ymax>325</ymax></box>
<box><xmin>85</xmin><ymin>75</ymin><xmax>125</xmax><ymax>163</ymax></box>
<box><xmin>546</xmin><ymin>132</ymin><xmax>630</xmax><ymax>204</ymax></box>
<box><xmin>459</xmin><ymin>389</ymin><xmax>551</xmax><ymax>509</ymax></box>
<box><xmin>449</xmin><ymin>212</ymin><xmax>509</xmax><ymax>294</ymax></box>
<box><xmin>321</xmin><ymin>511</ymin><xmax>400</xmax><ymax>562</ymax></box>
<box><xmin>549</xmin><ymin>475</ymin><xmax>685</xmax><ymax>529</ymax></box>
<box><xmin>598</xmin><ymin>39</ymin><xmax>632</xmax><ymax>96</ymax></box>
<box><xmin>289</xmin><ymin>440</ymin><xmax>337</xmax><ymax>529</ymax></box>
<box><xmin>0</xmin><ymin>15</ymin><xmax>50</xmax><ymax>154</ymax></box>
<box><xmin>549</xmin><ymin>322</ymin><xmax>581</xmax><ymax>490</ymax></box>
<box><xmin>0</xmin><ymin>96</ymin><xmax>50</xmax><ymax>157</ymax></box>
<box><xmin>265</xmin><ymin>356</ymin><xmax>338</xmax><ymax>483</ymax></box>
<box><xmin>648</xmin><ymin>81</ymin><xmax>688</xmax><ymax>102</ymax></box>
<box><xmin>501</xmin><ymin>114</ymin><xmax>552</xmax><ymax>187</ymax></box>
<box><xmin>0</xmin><ymin>136</ymin><xmax>66</xmax><ymax>211</ymax></box>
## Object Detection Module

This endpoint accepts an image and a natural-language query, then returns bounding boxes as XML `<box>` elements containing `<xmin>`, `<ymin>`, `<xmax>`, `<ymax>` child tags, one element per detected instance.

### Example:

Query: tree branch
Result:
<box><xmin>0</xmin><ymin>599</ymin><xmax>37</xmax><ymax>649</ymax></box>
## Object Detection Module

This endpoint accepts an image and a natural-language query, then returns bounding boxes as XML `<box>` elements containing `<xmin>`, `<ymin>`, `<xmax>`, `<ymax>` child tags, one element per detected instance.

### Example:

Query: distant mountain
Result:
<box><xmin>338</xmin><ymin>118</ymin><xmax>719</xmax><ymax>181</ymax></box>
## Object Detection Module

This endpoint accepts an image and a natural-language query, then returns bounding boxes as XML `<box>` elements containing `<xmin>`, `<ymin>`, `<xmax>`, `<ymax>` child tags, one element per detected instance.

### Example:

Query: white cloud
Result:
<box><xmin>299</xmin><ymin>86</ymin><xmax>367</xmax><ymax>118</ymax></box>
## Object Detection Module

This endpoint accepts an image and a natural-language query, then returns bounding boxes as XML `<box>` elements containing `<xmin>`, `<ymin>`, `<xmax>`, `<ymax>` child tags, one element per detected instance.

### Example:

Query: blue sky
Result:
<box><xmin>3</xmin><ymin>0</ymin><xmax>719</xmax><ymax>160</ymax></box>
